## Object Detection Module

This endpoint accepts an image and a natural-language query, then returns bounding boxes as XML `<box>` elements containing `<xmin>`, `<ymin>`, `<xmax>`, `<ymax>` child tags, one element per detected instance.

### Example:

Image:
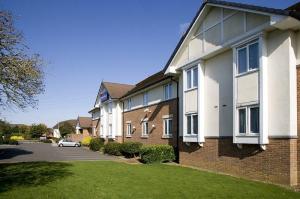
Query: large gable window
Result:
<box><xmin>237</xmin><ymin>40</ymin><xmax>259</xmax><ymax>74</ymax></box>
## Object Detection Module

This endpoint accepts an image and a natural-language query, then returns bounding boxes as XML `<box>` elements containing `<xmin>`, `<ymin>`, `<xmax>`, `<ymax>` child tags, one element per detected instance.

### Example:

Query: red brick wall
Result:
<box><xmin>123</xmin><ymin>99</ymin><xmax>177</xmax><ymax>146</ymax></box>
<box><xmin>179</xmin><ymin>137</ymin><xmax>296</xmax><ymax>185</ymax></box>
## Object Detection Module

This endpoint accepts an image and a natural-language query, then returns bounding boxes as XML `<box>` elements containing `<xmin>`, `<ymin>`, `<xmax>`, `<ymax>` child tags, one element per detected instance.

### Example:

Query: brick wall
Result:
<box><xmin>123</xmin><ymin>99</ymin><xmax>177</xmax><ymax>146</ymax></box>
<box><xmin>179</xmin><ymin>137</ymin><xmax>297</xmax><ymax>185</ymax></box>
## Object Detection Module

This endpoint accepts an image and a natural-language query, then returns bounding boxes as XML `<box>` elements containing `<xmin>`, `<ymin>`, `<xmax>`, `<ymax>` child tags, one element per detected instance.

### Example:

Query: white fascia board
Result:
<box><xmin>271</xmin><ymin>15</ymin><xmax>300</xmax><ymax>30</ymax></box>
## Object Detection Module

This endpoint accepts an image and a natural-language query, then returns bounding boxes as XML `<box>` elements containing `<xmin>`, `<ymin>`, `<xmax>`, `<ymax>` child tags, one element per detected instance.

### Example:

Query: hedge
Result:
<box><xmin>89</xmin><ymin>138</ymin><xmax>104</xmax><ymax>151</ymax></box>
<box><xmin>120</xmin><ymin>142</ymin><xmax>143</xmax><ymax>158</ymax></box>
<box><xmin>103</xmin><ymin>142</ymin><xmax>122</xmax><ymax>156</ymax></box>
<box><xmin>140</xmin><ymin>145</ymin><xmax>175</xmax><ymax>164</ymax></box>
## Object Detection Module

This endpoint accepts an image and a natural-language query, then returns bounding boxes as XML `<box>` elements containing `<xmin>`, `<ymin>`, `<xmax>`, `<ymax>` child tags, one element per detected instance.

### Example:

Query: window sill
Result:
<box><xmin>184</xmin><ymin>87</ymin><xmax>198</xmax><ymax>93</ymax></box>
<box><xmin>236</xmin><ymin>134</ymin><xmax>259</xmax><ymax>137</ymax></box>
<box><xmin>141</xmin><ymin>135</ymin><xmax>149</xmax><ymax>139</ymax></box>
<box><xmin>126</xmin><ymin>135</ymin><xmax>132</xmax><ymax>138</ymax></box>
<box><xmin>235</xmin><ymin>69</ymin><xmax>259</xmax><ymax>78</ymax></box>
<box><xmin>162</xmin><ymin>135</ymin><xmax>173</xmax><ymax>139</ymax></box>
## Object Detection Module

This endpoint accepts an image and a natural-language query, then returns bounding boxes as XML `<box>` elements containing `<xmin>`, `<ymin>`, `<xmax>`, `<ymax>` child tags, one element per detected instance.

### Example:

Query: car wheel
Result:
<box><xmin>58</xmin><ymin>144</ymin><xmax>63</xmax><ymax>147</ymax></box>
<box><xmin>75</xmin><ymin>144</ymin><xmax>79</xmax><ymax>147</ymax></box>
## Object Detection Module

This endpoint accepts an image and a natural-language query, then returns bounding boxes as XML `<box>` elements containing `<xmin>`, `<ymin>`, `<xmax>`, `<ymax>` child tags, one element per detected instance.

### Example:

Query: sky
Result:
<box><xmin>0</xmin><ymin>0</ymin><xmax>298</xmax><ymax>127</ymax></box>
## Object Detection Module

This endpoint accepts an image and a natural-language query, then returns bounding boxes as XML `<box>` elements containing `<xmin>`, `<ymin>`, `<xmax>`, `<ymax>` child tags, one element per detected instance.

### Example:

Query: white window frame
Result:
<box><xmin>186</xmin><ymin>113</ymin><xmax>198</xmax><ymax>135</ymax></box>
<box><xmin>164</xmin><ymin>83</ymin><xmax>172</xmax><ymax>100</ymax></box>
<box><xmin>108</xmin><ymin>102</ymin><xmax>112</xmax><ymax>114</ymax></box>
<box><xmin>143</xmin><ymin>92</ymin><xmax>148</xmax><ymax>106</ymax></box>
<box><xmin>185</xmin><ymin>66</ymin><xmax>198</xmax><ymax>90</ymax></box>
<box><xmin>236</xmin><ymin>40</ymin><xmax>259</xmax><ymax>76</ymax></box>
<box><xmin>128</xmin><ymin>98</ymin><xmax>132</xmax><ymax>110</ymax></box>
<box><xmin>163</xmin><ymin>118</ymin><xmax>173</xmax><ymax>137</ymax></box>
<box><xmin>237</xmin><ymin>105</ymin><xmax>260</xmax><ymax>135</ymax></box>
<box><xmin>142</xmin><ymin>121</ymin><xmax>148</xmax><ymax>136</ymax></box>
<box><xmin>126</xmin><ymin>123</ymin><xmax>132</xmax><ymax>136</ymax></box>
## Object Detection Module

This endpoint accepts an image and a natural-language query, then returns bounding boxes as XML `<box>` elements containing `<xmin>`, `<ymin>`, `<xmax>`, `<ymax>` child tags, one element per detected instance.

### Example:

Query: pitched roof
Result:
<box><xmin>163</xmin><ymin>0</ymin><xmax>300</xmax><ymax>72</ymax></box>
<box><xmin>102</xmin><ymin>82</ymin><xmax>135</xmax><ymax>99</ymax></box>
<box><xmin>53</xmin><ymin>119</ymin><xmax>77</xmax><ymax>129</ymax></box>
<box><xmin>122</xmin><ymin>70</ymin><xmax>171</xmax><ymax>98</ymax></box>
<box><xmin>77</xmin><ymin>117</ymin><xmax>92</xmax><ymax>128</ymax></box>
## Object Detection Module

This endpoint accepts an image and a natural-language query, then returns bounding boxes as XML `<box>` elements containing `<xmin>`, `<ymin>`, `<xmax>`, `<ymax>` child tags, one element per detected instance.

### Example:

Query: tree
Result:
<box><xmin>0</xmin><ymin>11</ymin><xmax>44</xmax><ymax>109</ymax></box>
<box><xmin>30</xmin><ymin>124</ymin><xmax>48</xmax><ymax>138</ymax></box>
<box><xmin>59</xmin><ymin>122</ymin><xmax>75</xmax><ymax>137</ymax></box>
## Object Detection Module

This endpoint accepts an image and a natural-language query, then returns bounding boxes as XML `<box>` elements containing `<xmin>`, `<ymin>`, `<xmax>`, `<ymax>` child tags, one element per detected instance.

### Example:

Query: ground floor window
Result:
<box><xmin>108</xmin><ymin>124</ymin><xmax>112</xmax><ymax>136</ymax></box>
<box><xmin>163</xmin><ymin>118</ymin><xmax>173</xmax><ymax>136</ymax></box>
<box><xmin>142</xmin><ymin>122</ymin><xmax>148</xmax><ymax>136</ymax></box>
<box><xmin>238</xmin><ymin>105</ymin><xmax>259</xmax><ymax>135</ymax></box>
<box><xmin>186</xmin><ymin>114</ymin><xmax>198</xmax><ymax>135</ymax></box>
<box><xmin>127</xmin><ymin>123</ymin><xmax>132</xmax><ymax>136</ymax></box>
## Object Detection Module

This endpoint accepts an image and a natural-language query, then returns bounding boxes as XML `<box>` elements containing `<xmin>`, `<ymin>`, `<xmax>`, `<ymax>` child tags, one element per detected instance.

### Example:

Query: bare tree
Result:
<box><xmin>0</xmin><ymin>11</ymin><xmax>44</xmax><ymax>109</ymax></box>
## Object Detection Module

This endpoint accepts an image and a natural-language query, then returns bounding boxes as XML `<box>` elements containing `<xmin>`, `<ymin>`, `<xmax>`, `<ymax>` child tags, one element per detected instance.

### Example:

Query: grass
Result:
<box><xmin>0</xmin><ymin>161</ymin><xmax>299</xmax><ymax>199</ymax></box>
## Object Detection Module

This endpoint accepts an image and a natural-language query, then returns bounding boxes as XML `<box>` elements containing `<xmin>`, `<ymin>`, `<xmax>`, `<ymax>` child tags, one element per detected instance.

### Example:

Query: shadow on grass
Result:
<box><xmin>0</xmin><ymin>162</ymin><xmax>73</xmax><ymax>193</ymax></box>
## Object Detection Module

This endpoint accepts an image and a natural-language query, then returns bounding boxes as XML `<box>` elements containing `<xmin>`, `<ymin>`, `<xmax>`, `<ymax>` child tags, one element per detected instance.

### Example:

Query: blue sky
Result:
<box><xmin>0</xmin><ymin>0</ymin><xmax>298</xmax><ymax>127</ymax></box>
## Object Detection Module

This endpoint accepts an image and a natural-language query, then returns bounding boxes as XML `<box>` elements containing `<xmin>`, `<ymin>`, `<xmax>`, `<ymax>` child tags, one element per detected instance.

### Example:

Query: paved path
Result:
<box><xmin>0</xmin><ymin>142</ymin><xmax>116</xmax><ymax>163</ymax></box>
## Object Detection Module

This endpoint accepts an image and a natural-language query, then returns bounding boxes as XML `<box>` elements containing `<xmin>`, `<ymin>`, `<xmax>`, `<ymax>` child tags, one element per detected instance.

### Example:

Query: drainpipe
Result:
<box><xmin>122</xmin><ymin>101</ymin><xmax>125</xmax><ymax>143</ymax></box>
<box><xmin>171</xmin><ymin>76</ymin><xmax>180</xmax><ymax>163</ymax></box>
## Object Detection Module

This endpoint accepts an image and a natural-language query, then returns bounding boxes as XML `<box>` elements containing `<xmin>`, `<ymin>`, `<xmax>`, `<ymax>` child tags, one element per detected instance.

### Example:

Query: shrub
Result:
<box><xmin>42</xmin><ymin>139</ymin><xmax>52</xmax><ymax>143</ymax></box>
<box><xmin>140</xmin><ymin>145</ymin><xmax>175</xmax><ymax>164</ymax></box>
<box><xmin>81</xmin><ymin>136</ymin><xmax>92</xmax><ymax>146</ymax></box>
<box><xmin>8</xmin><ymin>139</ymin><xmax>18</xmax><ymax>145</ymax></box>
<box><xmin>89</xmin><ymin>138</ymin><xmax>104</xmax><ymax>151</ymax></box>
<box><xmin>121</xmin><ymin>142</ymin><xmax>143</xmax><ymax>158</ymax></box>
<box><xmin>10</xmin><ymin>135</ymin><xmax>24</xmax><ymax>141</ymax></box>
<box><xmin>103</xmin><ymin>142</ymin><xmax>122</xmax><ymax>156</ymax></box>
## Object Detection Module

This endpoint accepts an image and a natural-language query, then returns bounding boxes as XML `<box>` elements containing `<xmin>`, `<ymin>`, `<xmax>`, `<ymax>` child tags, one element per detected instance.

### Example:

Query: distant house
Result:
<box><xmin>75</xmin><ymin>116</ymin><xmax>92</xmax><ymax>135</ymax></box>
<box><xmin>52</xmin><ymin>119</ymin><xmax>77</xmax><ymax>138</ymax></box>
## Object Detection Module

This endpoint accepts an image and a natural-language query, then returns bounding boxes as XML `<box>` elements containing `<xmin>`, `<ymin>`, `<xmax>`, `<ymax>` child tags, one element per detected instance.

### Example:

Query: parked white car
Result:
<box><xmin>58</xmin><ymin>139</ymin><xmax>81</xmax><ymax>147</ymax></box>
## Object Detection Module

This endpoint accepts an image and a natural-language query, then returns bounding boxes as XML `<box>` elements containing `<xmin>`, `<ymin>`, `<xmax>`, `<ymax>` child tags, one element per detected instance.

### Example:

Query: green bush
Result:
<box><xmin>42</xmin><ymin>139</ymin><xmax>52</xmax><ymax>143</ymax></box>
<box><xmin>89</xmin><ymin>138</ymin><xmax>104</xmax><ymax>151</ymax></box>
<box><xmin>140</xmin><ymin>145</ymin><xmax>175</xmax><ymax>164</ymax></box>
<box><xmin>121</xmin><ymin>142</ymin><xmax>143</xmax><ymax>158</ymax></box>
<box><xmin>8</xmin><ymin>139</ymin><xmax>18</xmax><ymax>145</ymax></box>
<box><xmin>103</xmin><ymin>142</ymin><xmax>122</xmax><ymax>156</ymax></box>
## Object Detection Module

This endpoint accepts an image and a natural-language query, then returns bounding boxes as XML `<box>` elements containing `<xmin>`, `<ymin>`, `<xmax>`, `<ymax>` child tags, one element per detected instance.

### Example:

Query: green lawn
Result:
<box><xmin>0</xmin><ymin>161</ymin><xmax>299</xmax><ymax>199</ymax></box>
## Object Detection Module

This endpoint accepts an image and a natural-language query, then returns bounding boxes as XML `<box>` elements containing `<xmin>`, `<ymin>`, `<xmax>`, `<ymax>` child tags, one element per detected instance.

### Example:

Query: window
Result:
<box><xmin>238</xmin><ymin>108</ymin><xmax>246</xmax><ymax>134</ymax></box>
<box><xmin>101</xmin><ymin>125</ymin><xmax>103</xmax><ymax>135</ymax></box>
<box><xmin>142</xmin><ymin>122</ymin><xmax>148</xmax><ymax>136</ymax></box>
<box><xmin>108</xmin><ymin>102</ymin><xmax>112</xmax><ymax>114</ymax></box>
<box><xmin>128</xmin><ymin>98</ymin><xmax>132</xmax><ymax>110</ymax></box>
<box><xmin>108</xmin><ymin>124</ymin><xmax>112</xmax><ymax>136</ymax></box>
<box><xmin>237</xmin><ymin>41</ymin><xmax>259</xmax><ymax>74</ymax></box>
<box><xmin>237</xmin><ymin>106</ymin><xmax>259</xmax><ymax>135</ymax></box>
<box><xmin>143</xmin><ymin>92</ymin><xmax>148</xmax><ymax>106</ymax></box>
<box><xmin>250</xmin><ymin>107</ymin><xmax>259</xmax><ymax>133</ymax></box>
<box><xmin>186</xmin><ymin>114</ymin><xmax>198</xmax><ymax>135</ymax></box>
<box><xmin>163</xmin><ymin>118</ymin><xmax>173</xmax><ymax>136</ymax></box>
<box><xmin>186</xmin><ymin>66</ymin><xmax>198</xmax><ymax>90</ymax></box>
<box><xmin>126</xmin><ymin>123</ymin><xmax>132</xmax><ymax>136</ymax></box>
<box><xmin>164</xmin><ymin>83</ymin><xmax>172</xmax><ymax>100</ymax></box>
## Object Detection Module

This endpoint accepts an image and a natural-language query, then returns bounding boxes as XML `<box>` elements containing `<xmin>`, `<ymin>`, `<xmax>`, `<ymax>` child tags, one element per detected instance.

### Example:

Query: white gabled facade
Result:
<box><xmin>164</xmin><ymin>2</ymin><xmax>300</xmax><ymax>148</ymax></box>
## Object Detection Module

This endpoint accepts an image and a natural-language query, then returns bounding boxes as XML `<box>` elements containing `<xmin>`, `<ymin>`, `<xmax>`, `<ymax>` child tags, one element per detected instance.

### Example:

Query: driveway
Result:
<box><xmin>0</xmin><ymin>141</ymin><xmax>116</xmax><ymax>163</ymax></box>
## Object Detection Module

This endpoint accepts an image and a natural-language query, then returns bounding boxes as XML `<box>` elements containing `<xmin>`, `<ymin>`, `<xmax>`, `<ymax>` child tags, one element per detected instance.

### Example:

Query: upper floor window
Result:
<box><xmin>237</xmin><ymin>41</ymin><xmax>259</xmax><ymax>74</ymax></box>
<box><xmin>128</xmin><ymin>98</ymin><xmax>132</xmax><ymax>110</ymax></box>
<box><xmin>186</xmin><ymin>66</ymin><xmax>198</xmax><ymax>90</ymax></box>
<box><xmin>108</xmin><ymin>102</ymin><xmax>112</xmax><ymax>114</ymax></box>
<box><xmin>164</xmin><ymin>83</ymin><xmax>172</xmax><ymax>100</ymax></box>
<box><xmin>143</xmin><ymin>92</ymin><xmax>148</xmax><ymax>106</ymax></box>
